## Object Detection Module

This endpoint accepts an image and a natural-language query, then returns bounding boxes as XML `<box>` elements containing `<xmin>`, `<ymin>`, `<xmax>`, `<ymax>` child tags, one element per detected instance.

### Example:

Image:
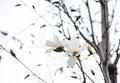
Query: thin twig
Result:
<box><xmin>76</xmin><ymin>57</ymin><xmax>95</xmax><ymax>83</ymax></box>
<box><xmin>60</xmin><ymin>2</ymin><xmax>99</xmax><ymax>54</ymax></box>
<box><xmin>16</xmin><ymin>58</ymin><xmax>47</xmax><ymax>83</ymax></box>
<box><xmin>85</xmin><ymin>0</ymin><xmax>96</xmax><ymax>45</ymax></box>
<box><xmin>20</xmin><ymin>0</ymin><xmax>62</xmax><ymax>34</ymax></box>
<box><xmin>77</xmin><ymin>57</ymin><xmax>86</xmax><ymax>83</ymax></box>
<box><xmin>58</xmin><ymin>6</ymin><xmax>71</xmax><ymax>40</ymax></box>
<box><xmin>0</xmin><ymin>44</ymin><xmax>47</xmax><ymax>83</ymax></box>
<box><xmin>114</xmin><ymin>39</ymin><xmax>120</xmax><ymax>66</ymax></box>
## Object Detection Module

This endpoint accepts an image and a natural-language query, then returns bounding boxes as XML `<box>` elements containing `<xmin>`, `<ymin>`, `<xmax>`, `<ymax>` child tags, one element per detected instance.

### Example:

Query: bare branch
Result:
<box><xmin>0</xmin><ymin>44</ymin><xmax>47</xmax><ymax>83</ymax></box>
<box><xmin>77</xmin><ymin>57</ymin><xmax>86</xmax><ymax>83</ymax></box>
<box><xmin>59</xmin><ymin>2</ymin><xmax>98</xmax><ymax>49</ymax></box>
<box><xmin>58</xmin><ymin>6</ymin><xmax>71</xmax><ymax>40</ymax></box>
<box><xmin>85</xmin><ymin>0</ymin><xmax>96</xmax><ymax>45</ymax></box>
<box><xmin>76</xmin><ymin>58</ymin><xmax>95</xmax><ymax>83</ymax></box>
<box><xmin>114</xmin><ymin>39</ymin><xmax>120</xmax><ymax>66</ymax></box>
<box><xmin>114</xmin><ymin>53</ymin><xmax>120</xmax><ymax>66</ymax></box>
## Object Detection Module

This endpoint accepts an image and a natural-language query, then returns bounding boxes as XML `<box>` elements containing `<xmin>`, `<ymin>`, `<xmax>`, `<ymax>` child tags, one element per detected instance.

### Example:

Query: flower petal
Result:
<box><xmin>70</xmin><ymin>37</ymin><xmax>79</xmax><ymax>51</ymax></box>
<box><xmin>53</xmin><ymin>35</ymin><xmax>62</xmax><ymax>46</ymax></box>
<box><xmin>53</xmin><ymin>35</ymin><xmax>60</xmax><ymax>42</ymax></box>
<box><xmin>45</xmin><ymin>40</ymin><xmax>56</xmax><ymax>47</ymax></box>
<box><xmin>45</xmin><ymin>48</ymin><xmax>54</xmax><ymax>53</ymax></box>
<box><xmin>67</xmin><ymin>56</ymin><xmax>77</xmax><ymax>67</ymax></box>
<box><xmin>79</xmin><ymin>43</ymin><xmax>88</xmax><ymax>52</ymax></box>
<box><xmin>62</xmin><ymin>39</ymin><xmax>72</xmax><ymax>53</ymax></box>
<box><xmin>62</xmin><ymin>39</ymin><xmax>70</xmax><ymax>47</ymax></box>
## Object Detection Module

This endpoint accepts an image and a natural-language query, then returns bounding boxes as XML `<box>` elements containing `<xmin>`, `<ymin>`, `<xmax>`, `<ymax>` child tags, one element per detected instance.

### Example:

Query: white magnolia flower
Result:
<box><xmin>45</xmin><ymin>35</ymin><xmax>64</xmax><ymax>53</ymax></box>
<box><xmin>65</xmin><ymin>37</ymin><xmax>88</xmax><ymax>67</ymax></box>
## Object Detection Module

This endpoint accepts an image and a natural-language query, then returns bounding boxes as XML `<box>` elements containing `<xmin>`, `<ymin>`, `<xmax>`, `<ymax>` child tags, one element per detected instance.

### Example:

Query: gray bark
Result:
<box><xmin>100</xmin><ymin>0</ymin><xmax>117</xmax><ymax>83</ymax></box>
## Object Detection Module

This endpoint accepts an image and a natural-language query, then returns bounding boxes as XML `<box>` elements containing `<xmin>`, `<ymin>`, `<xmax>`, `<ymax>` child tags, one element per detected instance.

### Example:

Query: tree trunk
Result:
<box><xmin>108</xmin><ymin>64</ymin><xmax>117</xmax><ymax>83</ymax></box>
<box><xmin>100</xmin><ymin>0</ymin><xmax>117</xmax><ymax>83</ymax></box>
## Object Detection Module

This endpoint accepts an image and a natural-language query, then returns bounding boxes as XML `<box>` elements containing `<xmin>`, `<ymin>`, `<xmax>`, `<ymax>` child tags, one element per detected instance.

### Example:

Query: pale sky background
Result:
<box><xmin>0</xmin><ymin>0</ymin><xmax>120</xmax><ymax>83</ymax></box>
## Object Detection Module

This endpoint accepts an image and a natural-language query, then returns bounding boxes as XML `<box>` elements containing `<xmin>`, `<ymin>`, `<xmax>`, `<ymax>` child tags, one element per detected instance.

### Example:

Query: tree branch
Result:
<box><xmin>0</xmin><ymin>44</ymin><xmax>47</xmax><ymax>83</ymax></box>
<box><xmin>76</xmin><ymin>57</ymin><xmax>95</xmax><ymax>83</ymax></box>
<box><xmin>85</xmin><ymin>0</ymin><xmax>96</xmax><ymax>45</ymax></box>
<box><xmin>58</xmin><ymin>6</ymin><xmax>71</xmax><ymax>40</ymax></box>
<box><xmin>100</xmin><ymin>0</ymin><xmax>111</xmax><ymax>83</ymax></box>
<box><xmin>77</xmin><ymin>57</ymin><xmax>86</xmax><ymax>83</ymax></box>
<box><xmin>114</xmin><ymin>39</ymin><xmax>120</xmax><ymax>66</ymax></box>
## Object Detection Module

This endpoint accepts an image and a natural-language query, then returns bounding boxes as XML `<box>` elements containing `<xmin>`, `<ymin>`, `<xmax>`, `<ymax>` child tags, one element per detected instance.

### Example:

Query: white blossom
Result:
<box><xmin>65</xmin><ymin>37</ymin><xmax>88</xmax><ymax>67</ymax></box>
<box><xmin>45</xmin><ymin>35</ymin><xmax>88</xmax><ymax>67</ymax></box>
<box><xmin>45</xmin><ymin>35</ymin><xmax>64</xmax><ymax>53</ymax></box>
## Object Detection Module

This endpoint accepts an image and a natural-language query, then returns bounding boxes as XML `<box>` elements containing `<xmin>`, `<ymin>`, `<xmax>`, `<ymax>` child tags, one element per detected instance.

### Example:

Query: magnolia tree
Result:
<box><xmin>43</xmin><ymin>0</ymin><xmax>120</xmax><ymax>83</ymax></box>
<box><xmin>0</xmin><ymin>0</ymin><xmax>120</xmax><ymax>83</ymax></box>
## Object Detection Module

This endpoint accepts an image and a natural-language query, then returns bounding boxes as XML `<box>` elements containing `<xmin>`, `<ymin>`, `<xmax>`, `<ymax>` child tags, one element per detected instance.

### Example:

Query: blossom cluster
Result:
<box><xmin>45</xmin><ymin>35</ymin><xmax>88</xmax><ymax>67</ymax></box>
